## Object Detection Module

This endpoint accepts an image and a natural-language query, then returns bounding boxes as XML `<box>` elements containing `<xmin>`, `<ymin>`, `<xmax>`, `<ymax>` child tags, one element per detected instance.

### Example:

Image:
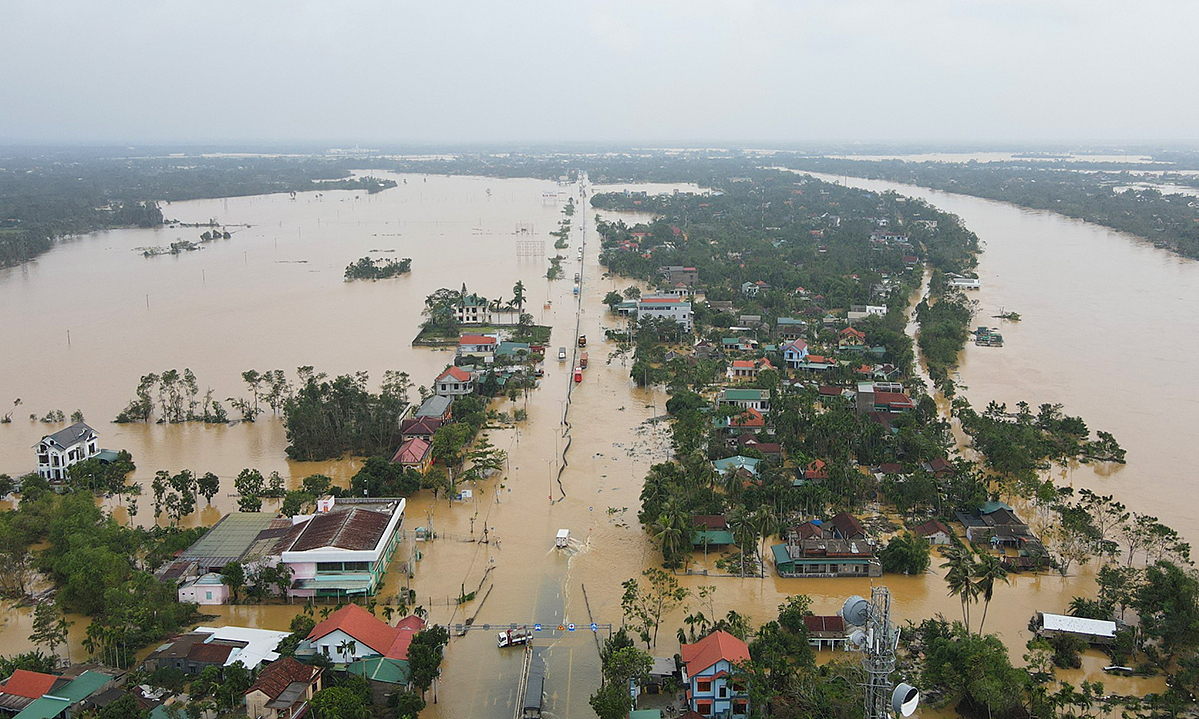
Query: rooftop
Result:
<box><xmin>680</xmin><ymin>630</ymin><xmax>750</xmax><ymax>676</ymax></box>
<box><xmin>247</xmin><ymin>657</ymin><xmax>320</xmax><ymax>702</ymax></box>
<box><xmin>1041</xmin><ymin>613</ymin><xmax>1117</xmax><ymax>639</ymax></box>
<box><xmin>179</xmin><ymin>513</ymin><xmax>279</xmax><ymax>567</ymax></box>
<box><xmin>38</xmin><ymin>422</ymin><xmax>96</xmax><ymax>450</ymax></box>
<box><xmin>275</xmin><ymin>504</ymin><xmax>400</xmax><ymax>554</ymax></box>
<box><xmin>191</xmin><ymin>626</ymin><xmax>290</xmax><ymax>670</ymax></box>
<box><xmin>416</xmin><ymin>395</ymin><xmax>453</xmax><ymax>418</ymax></box>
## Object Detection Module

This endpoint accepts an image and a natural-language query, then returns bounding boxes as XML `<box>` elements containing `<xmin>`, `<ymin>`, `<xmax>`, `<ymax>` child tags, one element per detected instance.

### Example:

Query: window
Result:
<box><xmin>697</xmin><ymin>679</ymin><xmax>711</xmax><ymax>693</ymax></box>
<box><xmin>698</xmin><ymin>701</ymin><xmax>712</xmax><ymax>717</ymax></box>
<box><xmin>205</xmin><ymin>591</ymin><xmax>212</xmax><ymax>600</ymax></box>
<box><xmin>734</xmin><ymin>700</ymin><xmax>748</xmax><ymax>714</ymax></box>
<box><xmin>322</xmin><ymin>646</ymin><xmax>330</xmax><ymax>656</ymax></box>
<box><xmin>718</xmin><ymin>685</ymin><xmax>728</xmax><ymax>698</ymax></box>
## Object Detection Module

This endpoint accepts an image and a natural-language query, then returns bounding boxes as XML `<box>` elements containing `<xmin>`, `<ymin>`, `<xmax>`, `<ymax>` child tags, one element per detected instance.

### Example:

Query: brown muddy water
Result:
<box><xmin>0</xmin><ymin>172</ymin><xmax>1174</xmax><ymax>715</ymax></box>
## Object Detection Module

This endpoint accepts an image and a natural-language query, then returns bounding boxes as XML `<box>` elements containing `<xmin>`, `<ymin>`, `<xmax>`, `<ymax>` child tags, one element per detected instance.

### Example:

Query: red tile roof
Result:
<box><xmin>804</xmin><ymin>459</ymin><xmax>828</xmax><ymax>480</ymax></box>
<box><xmin>915</xmin><ymin>519</ymin><xmax>952</xmax><ymax>537</ymax></box>
<box><xmin>307</xmin><ymin>607</ymin><xmax>427</xmax><ymax>659</ymax></box>
<box><xmin>692</xmin><ymin>515</ymin><xmax>728</xmax><ymax>531</ymax></box>
<box><xmin>831</xmin><ymin>511</ymin><xmax>866</xmax><ymax>538</ymax></box>
<box><xmin>680</xmin><ymin>630</ymin><xmax>750</xmax><ymax>676</ymax></box>
<box><xmin>392</xmin><ymin>437</ymin><xmax>431</xmax><ymax>465</ymax></box>
<box><xmin>458</xmin><ymin>334</ymin><xmax>497</xmax><ymax>346</ymax></box>
<box><xmin>731</xmin><ymin>360</ymin><xmax>755</xmax><ymax>369</ymax></box>
<box><xmin>187</xmin><ymin>642</ymin><xmax>235</xmax><ymax>664</ymax></box>
<box><xmin>803</xmin><ymin>615</ymin><xmax>845</xmax><ymax>634</ymax></box>
<box><xmin>874</xmin><ymin>391</ymin><xmax>914</xmax><ymax>409</ymax></box>
<box><xmin>385</xmin><ymin>616</ymin><xmax>426</xmax><ymax>660</ymax></box>
<box><xmin>0</xmin><ymin>670</ymin><xmax>58</xmax><ymax>699</ymax></box>
<box><xmin>247</xmin><ymin>657</ymin><xmax>321</xmax><ymax>701</ymax></box>
<box><xmin>839</xmin><ymin>327</ymin><xmax>866</xmax><ymax>339</ymax></box>
<box><xmin>436</xmin><ymin>366</ymin><xmax>471</xmax><ymax>383</ymax></box>
<box><xmin>308</xmin><ymin>605</ymin><xmax>396</xmax><ymax>655</ymax></box>
<box><xmin>730</xmin><ymin>407</ymin><xmax>764</xmax><ymax>428</ymax></box>
<box><xmin>399</xmin><ymin>417</ymin><xmax>443</xmax><ymax>437</ymax></box>
<box><xmin>274</xmin><ymin>507</ymin><xmax>394</xmax><ymax>554</ymax></box>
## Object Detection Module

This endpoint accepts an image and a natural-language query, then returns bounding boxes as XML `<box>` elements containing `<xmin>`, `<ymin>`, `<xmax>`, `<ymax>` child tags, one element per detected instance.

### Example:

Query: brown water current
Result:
<box><xmin>0</xmin><ymin>171</ymin><xmax>1180</xmax><ymax>714</ymax></box>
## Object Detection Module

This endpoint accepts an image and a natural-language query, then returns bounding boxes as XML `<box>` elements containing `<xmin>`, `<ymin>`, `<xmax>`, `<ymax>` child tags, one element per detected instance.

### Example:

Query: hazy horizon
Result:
<box><xmin>3</xmin><ymin>0</ymin><xmax>1198</xmax><ymax>146</ymax></box>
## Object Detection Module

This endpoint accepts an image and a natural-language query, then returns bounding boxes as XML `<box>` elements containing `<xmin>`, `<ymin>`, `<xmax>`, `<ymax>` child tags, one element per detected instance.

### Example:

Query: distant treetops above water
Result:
<box><xmin>344</xmin><ymin>255</ymin><xmax>412</xmax><ymax>281</ymax></box>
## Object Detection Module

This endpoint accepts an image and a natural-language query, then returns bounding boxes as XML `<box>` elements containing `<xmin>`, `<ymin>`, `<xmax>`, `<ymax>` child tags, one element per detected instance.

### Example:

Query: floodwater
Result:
<box><xmin>0</xmin><ymin>170</ymin><xmax>1177</xmax><ymax>714</ymax></box>
<box><xmin>808</xmin><ymin>171</ymin><xmax>1199</xmax><ymax>545</ymax></box>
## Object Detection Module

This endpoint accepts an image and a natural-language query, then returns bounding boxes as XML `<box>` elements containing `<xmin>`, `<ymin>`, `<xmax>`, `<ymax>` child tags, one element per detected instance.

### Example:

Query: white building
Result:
<box><xmin>271</xmin><ymin>497</ymin><xmax>406</xmax><ymax>600</ymax></box>
<box><xmin>847</xmin><ymin>305</ymin><xmax>888</xmax><ymax>323</ymax></box>
<box><xmin>636</xmin><ymin>296</ymin><xmax>693</xmax><ymax>332</ymax></box>
<box><xmin>188</xmin><ymin>626</ymin><xmax>290</xmax><ymax>671</ymax></box>
<box><xmin>35</xmin><ymin>422</ymin><xmax>100</xmax><ymax>481</ymax></box>
<box><xmin>434</xmin><ymin>366</ymin><xmax>475</xmax><ymax>396</ymax></box>
<box><xmin>452</xmin><ymin>293</ymin><xmax>489</xmax><ymax>324</ymax></box>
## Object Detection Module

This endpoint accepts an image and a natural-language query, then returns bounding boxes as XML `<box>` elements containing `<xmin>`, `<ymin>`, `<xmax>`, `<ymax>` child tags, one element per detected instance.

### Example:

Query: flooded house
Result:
<box><xmin>773</xmin><ymin>512</ymin><xmax>880</xmax><ymax>578</ymax></box>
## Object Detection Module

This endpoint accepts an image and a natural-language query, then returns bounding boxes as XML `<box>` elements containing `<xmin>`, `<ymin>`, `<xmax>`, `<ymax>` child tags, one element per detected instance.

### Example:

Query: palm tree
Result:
<box><xmin>727</xmin><ymin>506</ymin><xmax>758</xmax><ymax>577</ymax></box>
<box><xmin>652</xmin><ymin>499</ymin><xmax>691</xmax><ymax>566</ymax></box>
<box><xmin>941</xmin><ymin>542</ymin><xmax>979</xmax><ymax>630</ymax></box>
<box><xmin>336</xmin><ymin>638</ymin><xmax>357</xmax><ymax>664</ymax></box>
<box><xmin>512</xmin><ymin>280</ymin><xmax>526</xmax><ymax>312</ymax></box>
<box><xmin>973</xmin><ymin>552</ymin><xmax>1010</xmax><ymax>634</ymax></box>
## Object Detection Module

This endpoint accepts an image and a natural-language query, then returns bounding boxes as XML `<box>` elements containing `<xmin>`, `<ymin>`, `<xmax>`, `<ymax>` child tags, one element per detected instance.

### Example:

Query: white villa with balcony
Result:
<box><xmin>35</xmin><ymin>422</ymin><xmax>100</xmax><ymax>481</ymax></box>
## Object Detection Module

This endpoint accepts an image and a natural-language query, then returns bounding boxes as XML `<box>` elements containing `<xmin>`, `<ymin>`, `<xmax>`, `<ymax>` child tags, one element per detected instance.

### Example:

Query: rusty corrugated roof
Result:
<box><xmin>274</xmin><ymin>508</ymin><xmax>391</xmax><ymax>553</ymax></box>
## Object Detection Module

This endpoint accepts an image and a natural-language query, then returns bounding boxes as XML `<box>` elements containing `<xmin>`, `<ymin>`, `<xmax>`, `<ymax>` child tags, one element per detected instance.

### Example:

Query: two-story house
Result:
<box><xmin>434</xmin><ymin>366</ymin><xmax>474</xmax><ymax>397</ymax></box>
<box><xmin>716</xmin><ymin>388</ymin><xmax>770</xmax><ymax>414</ymax></box>
<box><xmin>244</xmin><ymin>657</ymin><xmax>323</xmax><ymax>719</ymax></box>
<box><xmin>457</xmin><ymin>334</ymin><xmax>498</xmax><ymax>357</ymax></box>
<box><xmin>838</xmin><ymin>327</ymin><xmax>866</xmax><ymax>348</ymax></box>
<box><xmin>35</xmin><ymin>422</ymin><xmax>100</xmax><ymax>481</ymax></box>
<box><xmin>781</xmin><ymin>339</ymin><xmax>809</xmax><ymax>369</ymax></box>
<box><xmin>392</xmin><ymin>438</ymin><xmax>433</xmax><ymax>475</ymax></box>
<box><xmin>681</xmin><ymin>630</ymin><xmax>750</xmax><ymax>718</ymax></box>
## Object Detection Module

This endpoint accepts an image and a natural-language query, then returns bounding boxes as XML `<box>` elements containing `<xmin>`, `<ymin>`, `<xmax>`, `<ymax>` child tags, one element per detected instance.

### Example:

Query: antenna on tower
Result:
<box><xmin>841</xmin><ymin>586</ymin><xmax>920</xmax><ymax>719</ymax></box>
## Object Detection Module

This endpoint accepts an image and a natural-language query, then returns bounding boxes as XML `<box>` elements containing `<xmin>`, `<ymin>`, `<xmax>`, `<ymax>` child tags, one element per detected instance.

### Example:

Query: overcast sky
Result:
<box><xmin>2</xmin><ymin>0</ymin><xmax>1197</xmax><ymax>146</ymax></box>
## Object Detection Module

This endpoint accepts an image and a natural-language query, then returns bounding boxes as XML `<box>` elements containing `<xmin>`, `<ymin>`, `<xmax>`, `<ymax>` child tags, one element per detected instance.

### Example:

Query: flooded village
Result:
<box><xmin>1</xmin><ymin>155</ymin><xmax>1198</xmax><ymax>719</ymax></box>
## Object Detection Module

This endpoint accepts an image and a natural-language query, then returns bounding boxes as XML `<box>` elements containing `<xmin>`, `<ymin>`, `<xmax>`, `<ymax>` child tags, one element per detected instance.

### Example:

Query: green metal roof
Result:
<box><xmin>53</xmin><ymin>671</ymin><xmax>110</xmax><ymax>702</ymax></box>
<box><xmin>180</xmin><ymin>513</ymin><xmax>278</xmax><ymax>565</ymax></box>
<box><xmin>711</xmin><ymin>456</ymin><xmax>760</xmax><ymax>475</ymax></box>
<box><xmin>349</xmin><ymin>657</ymin><xmax>410</xmax><ymax>685</ymax></box>
<box><xmin>692</xmin><ymin>530</ymin><xmax>735</xmax><ymax>546</ymax></box>
<box><xmin>630</xmin><ymin>711</ymin><xmax>663</xmax><ymax>719</ymax></box>
<box><xmin>95</xmin><ymin>450</ymin><xmax>122</xmax><ymax>463</ymax></box>
<box><xmin>13</xmin><ymin>697</ymin><xmax>68</xmax><ymax>719</ymax></box>
<box><xmin>771</xmin><ymin>544</ymin><xmax>792</xmax><ymax>567</ymax></box>
<box><xmin>722</xmin><ymin>389</ymin><xmax>766</xmax><ymax>400</ymax></box>
<box><xmin>12</xmin><ymin>673</ymin><xmax>111</xmax><ymax>719</ymax></box>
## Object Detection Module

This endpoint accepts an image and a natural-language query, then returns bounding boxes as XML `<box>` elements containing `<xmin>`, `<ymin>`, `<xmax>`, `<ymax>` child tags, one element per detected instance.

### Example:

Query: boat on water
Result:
<box><xmin>973</xmin><ymin>326</ymin><xmax>1004</xmax><ymax>347</ymax></box>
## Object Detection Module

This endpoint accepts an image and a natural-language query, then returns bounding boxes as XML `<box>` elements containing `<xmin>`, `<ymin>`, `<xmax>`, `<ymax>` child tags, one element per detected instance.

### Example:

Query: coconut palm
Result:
<box><xmin>941</xmin><ymin>542</ymin><xmax>979</xmax><ymax>631</ymax></box>
<box><xmin>652</xmin><ymin>499</ymin><xmax>692</xmax><ymax>566</ymax></box>
<box><xmin>973</xmin><ymin>551</ymin><xmax>1010</xmax><ymax>634</ymax></box>
<box><xmin>512</xmin><ymin>280</ymin><xmax>526</xmax><ymax>311</ymax></box>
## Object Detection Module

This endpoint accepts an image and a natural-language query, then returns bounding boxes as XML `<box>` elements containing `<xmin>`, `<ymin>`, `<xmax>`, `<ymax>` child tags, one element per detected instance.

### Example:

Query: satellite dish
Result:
<box><xmin>892</xmin><ymin>683</ymin><xmax>920</xmax><ymax>717</ymax></box>
<box><xmin>847</xmin><ymin>629</ymin><xmax>868</xmax><ymax>649</ymax></box>
<box><xmin>841</xmin><ymin>595</ymin><xmax>870</xmax><ymax>626</ymax></box>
